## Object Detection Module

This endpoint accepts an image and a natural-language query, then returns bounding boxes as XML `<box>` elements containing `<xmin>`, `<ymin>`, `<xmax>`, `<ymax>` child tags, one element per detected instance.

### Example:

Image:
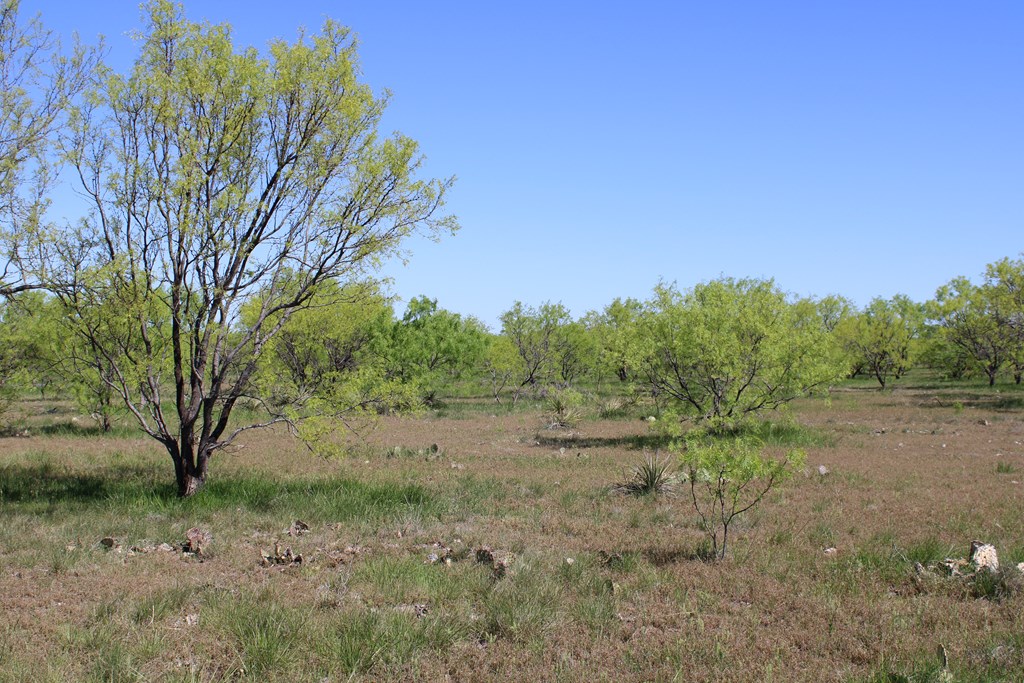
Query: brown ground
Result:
<box><xmin>1</xmin><ymin>386</ymin><xmax>1022</xmax><ymax>681</ymax></box>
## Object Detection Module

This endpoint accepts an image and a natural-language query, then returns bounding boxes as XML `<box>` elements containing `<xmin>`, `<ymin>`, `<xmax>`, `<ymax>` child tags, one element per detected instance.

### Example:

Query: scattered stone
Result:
<box><xmin>183</xmin><ymin>527</ymin><xmax>212</xmax><ymax>556</ymax></box>
<box><xmin>322</xmin><ymin>545</ymin><xmax>362</xmax><ymax>567</ymax></box>
<box><xmin>173</xmin><ymin>613</ymin><xmax>199</xmax><ymax>628</ymax></box>
<box><xmin>941</xmin><ymin>557</ymin><xmax>971</xmax><ymax>576</ymax></box>
<box><xmin>156</xmin><ymin>542</ymin><xmax>175</xmax><ymax>552</ymax></box>
<box><xmin>425</xmin><ymin>541</ymin><xmax>457</xmax><ymax>566</ymax></box>
<box><xmin>261</xmin><ymin>542</ymin><xmax>303</xmax><ymax>566</ymax></box>
<box><xmin>287</xmin><ymin>520</ymin><xmax>310</xmax><ymax>537</ymax></box>
<box><xmin>817</xmin><ymin>465</ymin><xmax>830</xmax><ymax>476</ymax></box>
<box><xmin>475</xmin><ymin>546</ymin><xmax>514</xmax><ymax>579</ymax></box>
<box><xmin>969</xmin><ymin>541</ymin><xmax>999</xmax><ymax>572</ymax></box>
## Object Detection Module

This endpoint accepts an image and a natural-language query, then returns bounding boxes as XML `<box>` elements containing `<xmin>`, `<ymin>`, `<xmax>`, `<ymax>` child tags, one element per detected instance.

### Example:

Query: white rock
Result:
<box><xmin>817</xmin><ymin>465</ymin><xmax>830</xmax><ymax>476</ymax></box>
<box><xmin>969</xmin><ymin>541</ymin><xmax>999</xmax><ymax>572</ymax></box>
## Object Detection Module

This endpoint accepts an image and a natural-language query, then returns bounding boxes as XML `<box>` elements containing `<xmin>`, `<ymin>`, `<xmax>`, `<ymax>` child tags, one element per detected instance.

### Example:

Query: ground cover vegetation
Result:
<box><xmin>1</xmin><ymin>0</ymin><xmax>1024</xmax><ymax>679</ymax></box>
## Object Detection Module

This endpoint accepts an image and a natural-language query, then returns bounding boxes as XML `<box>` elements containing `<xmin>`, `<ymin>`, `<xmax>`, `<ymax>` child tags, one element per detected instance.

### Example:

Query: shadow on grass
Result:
<box><xmin>912</xmin><ymin>392</ymin><xmax>1024</xmax><ymax>412</ymax></box>
<box><xmin>534</xmin><ymin>433</ymin><xmax>671</xmax><ymax>450</ymax></box>
<box><xmin>0</xmin><ymin>461</ymin><xmax>437</xmax><ymax>521</ymax></box>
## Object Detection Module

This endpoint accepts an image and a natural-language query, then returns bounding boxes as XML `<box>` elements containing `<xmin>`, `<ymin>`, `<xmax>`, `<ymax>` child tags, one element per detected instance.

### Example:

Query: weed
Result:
<box><xmin>996</xmin><ymin>461</ymin><xmax>1015</xmax><ymax>474</ymax></box>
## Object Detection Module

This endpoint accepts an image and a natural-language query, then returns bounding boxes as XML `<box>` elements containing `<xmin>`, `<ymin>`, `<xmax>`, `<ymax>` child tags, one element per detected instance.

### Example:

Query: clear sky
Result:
<box><xmin>26</xmin><ymin>0</ymin><xmax>1024</xmax><ymax>330</ymax></box>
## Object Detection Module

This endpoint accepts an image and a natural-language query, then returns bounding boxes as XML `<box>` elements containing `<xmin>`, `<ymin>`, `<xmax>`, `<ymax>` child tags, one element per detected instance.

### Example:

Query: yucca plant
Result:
<box><xmin>613</xmin><ymin>451</ymin><xmax>678</xmax><ymax>497</ymax></box>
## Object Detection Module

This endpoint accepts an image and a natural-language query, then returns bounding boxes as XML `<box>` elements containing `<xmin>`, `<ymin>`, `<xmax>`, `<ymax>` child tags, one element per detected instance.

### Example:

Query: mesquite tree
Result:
<box><xmin>56</xmin><ymin>1</ymin><xmax>456</xmax><ymax>496</ymax></box>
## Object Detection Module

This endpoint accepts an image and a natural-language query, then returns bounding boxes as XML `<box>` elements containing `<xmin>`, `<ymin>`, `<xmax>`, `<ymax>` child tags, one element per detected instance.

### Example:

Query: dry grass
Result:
<box><xmin>1</xmin><ymin>384</ymin><xmax>1024</xmax><ymax>681</ymax></box>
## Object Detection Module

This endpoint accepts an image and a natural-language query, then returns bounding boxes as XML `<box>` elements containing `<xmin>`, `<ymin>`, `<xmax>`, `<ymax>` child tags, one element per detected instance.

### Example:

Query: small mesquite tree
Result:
<box><xmin>0</xmin><ymin>0</ymin><xmax>100</xmax><ymax>296</ymax></box>
<box><xmin>681</xmin><ymin>433</ymin><xmax>805</xmax><ymax>561</ymax></box>
<box><xmin>245</xmin><ymin>278</ymin><xmax>394</xmax><ymax>408</ymax></box>
<box><xmin>630</xmin><ymin>278</ymin><xmax>846</xmax><ymax>428</ymax></box>
<box><xmin>56</xmin><ymin>2</ymin><xmax>456</xmax><ymax>496</ymax></box>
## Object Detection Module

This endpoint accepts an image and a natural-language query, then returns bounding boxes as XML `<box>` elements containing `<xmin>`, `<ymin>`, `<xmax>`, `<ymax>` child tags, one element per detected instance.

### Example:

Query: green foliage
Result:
<box><xmin>679</xmin><ymin>432</ymin><xmax>805</xmax><ymax>561</ymax></box>
<box><xmin>836</xmin><ymin>296</ymin><xmax>923</xmax><ymax>388</ymax></box>
<box><xmin>0</xmin><ymin>1</ymin><xmax>100</xmax><ymax>297</ymax></box>
<box><xmin>927</xmin><ymin>256</ymin><xmax>1024</xmax><ymax>386</ymax></box>
<box><xmin>630</xmin><ymin>278</ymin><xmax>846</xmax><ymax>423</ymax></box>
<box><xmin>499</xmin><ymin>301</ymin><xmax>598</xmax><ymax>400</ymax></box>
<box><xmin>377</xmin><ymin>296</ymin><xmax>488</xmax><ymax>404</ymax></box>
<box><xmin>587</xmin><ymin>297</ymin><xmax>643</xmax><ymax>383</ymax></box>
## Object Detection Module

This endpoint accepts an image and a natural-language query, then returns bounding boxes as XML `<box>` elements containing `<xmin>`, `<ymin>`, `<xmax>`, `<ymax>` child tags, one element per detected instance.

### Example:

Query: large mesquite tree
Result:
<box><xmin>630</xmin><ymin>278</ymin><xmax>846</xmax><ymax>426</ymax></box>
<box><xmin>56</xmin><ymin>2</ymin><xmax>456</xmax><ymax>496</ymax></box>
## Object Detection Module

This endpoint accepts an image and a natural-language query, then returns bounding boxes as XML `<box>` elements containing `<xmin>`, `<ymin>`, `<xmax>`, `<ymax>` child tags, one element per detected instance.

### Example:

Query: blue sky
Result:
<box><xmin>28</xmin><ymin>1</ymin><xmax>1023</xmax><ymax>330</ymax></box>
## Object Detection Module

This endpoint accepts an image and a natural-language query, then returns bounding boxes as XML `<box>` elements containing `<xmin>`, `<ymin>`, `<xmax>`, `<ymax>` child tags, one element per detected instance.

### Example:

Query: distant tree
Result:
<box><xmin>499</xmin><ymin>301</ymin><xmax>573</xmax><ymax>393</ymax></box>
<box><xmin>481</xmin><ymin>334</ymin><xmax>520</xmax><ymax>404</ymax></box>
<box><xmin>929</xmin><ymin>278</ymin><xmax>1011</xmax><ymax>386</ymax></box>
<box><xmin>0</xmin><ymin>0</ymin><xmax>100</xmax><ymax>296</ymax></box>
<box><xmin>630</xmin><ymin>278</ymin><xmax>846</xmax><ymax>428</ymax></box>
<box><xmin>986</xmin><ymin>256</ymin><xmax>1024</xmax><ymax>384</ymax></box>
<box><xmin>927</xmin><ymin>257</ymin><xmax>1024</xmax><ymax>385</ymax></box>
<box><xmin>55</xmin><ymin>2</ymin><xmax>456</xmax><ymax>496</ymax></box>
<box><xmin>586</xmin><ymin>297</ymin><xmax>642</xmax><ymax>383</ymax></box>
<box><xmin>379</xmin><ymin>296</ymin><xmax>487</xmax><ymax>404</ymax></box>
<box><xmin>836</xmin><ymin>297</ymin><xmax>920</xmax><ymax>389</ymax></box>
<box><xmin>246</xmin><ymin>279</ymin><xmax>393</xmax><ymax>408</ymax></box>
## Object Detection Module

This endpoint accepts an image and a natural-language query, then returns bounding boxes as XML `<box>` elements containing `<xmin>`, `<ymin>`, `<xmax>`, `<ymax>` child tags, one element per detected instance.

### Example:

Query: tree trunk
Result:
<box><xmin>170</xmin><ymin>441</ymin><xmax>211</xmax><ymax>498</ymax></box>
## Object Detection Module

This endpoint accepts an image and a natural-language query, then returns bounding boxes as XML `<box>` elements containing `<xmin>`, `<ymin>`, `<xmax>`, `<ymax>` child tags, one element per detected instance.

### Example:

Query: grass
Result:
<box><xmin>1</xmin><ymin>384</ymin><xmax>1023</xmax><ymax>681</ymax></box>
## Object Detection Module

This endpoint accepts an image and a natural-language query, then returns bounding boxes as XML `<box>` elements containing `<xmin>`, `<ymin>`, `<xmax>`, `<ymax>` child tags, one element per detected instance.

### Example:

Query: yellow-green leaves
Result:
<box><xmin>630</xmin><ymin>278</ymin><xmax>846</xmax><ymax>423</ymax></box>
<box><xmin>679</xmin><ymin>431</ymin><xmax>806</xmax><ymax>560</ymax></box>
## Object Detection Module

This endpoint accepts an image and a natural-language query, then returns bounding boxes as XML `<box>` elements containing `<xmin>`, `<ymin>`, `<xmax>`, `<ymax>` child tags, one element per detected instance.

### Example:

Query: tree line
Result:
<box><xmin>4</xmin><ymin>253</ymin><xmax>1022</xmax><ymax>427</ymax></box>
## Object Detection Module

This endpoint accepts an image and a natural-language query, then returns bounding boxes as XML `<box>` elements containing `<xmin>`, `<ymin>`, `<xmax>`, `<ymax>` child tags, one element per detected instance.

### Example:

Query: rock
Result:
<box><xmin>1017</xmin><ymin>562</ymin><xmax>1024</xmax><ymax>574</ymax></box>
<box><xmin>475</xmin><ymin>546</ymin><xmax>514</xmax><ymax>579</ymax></box>
<box><xmin>969</xmin><ymin>541</ymin><xmax>999</xmax><ymax>572</ymax></box>
<box><xmin>287</xmin><ymin>520</ymin><xmax>310</xmax><ymax>537</ymax></box>
<box><xmin>823</xmin><ymin>547</ymin><xmax>837</xmax><ymax>556</ymax></box>
<box><xmin>261</xmin><ymin>542</ymin><xmax>302</xmax><ymax>566</ymax></box>
<box><xmin>979</xmin><ymin>419</ymin><xmax>991</xmax><ymax>426</ymax></box>
<box><xmin>941</xmin><ymin>557</ymin><xmax>971</xmax><ymax>576</ymax></box>
<box><xmin>156</xmin><ymin>542</ymin><xmax>175</xmax><ymax>552</ymax></box>
<box><xmin>817</xmin><ymin>465</ymin><xmax>830</xmax><ymax>476</ymax></box>
<box><xmin>183</xmin><ymin>527</ymin><xmax>212</xmax><ymax>556</ymax></box>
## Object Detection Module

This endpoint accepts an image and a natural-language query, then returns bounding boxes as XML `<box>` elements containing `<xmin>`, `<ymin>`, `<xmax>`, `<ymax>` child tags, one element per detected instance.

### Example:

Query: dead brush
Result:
<box><xmin>613</xmin><ymin>450</ymin><xmax>680</xmax><ymax>497</ymax></box>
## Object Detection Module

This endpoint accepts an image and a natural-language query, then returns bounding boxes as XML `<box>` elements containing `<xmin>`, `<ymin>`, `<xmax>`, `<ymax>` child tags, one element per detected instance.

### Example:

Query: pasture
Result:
<box><xmin>1</xmin><ymin>382</ymin><xmax>1022</xmax><ymax>682</ymax></box>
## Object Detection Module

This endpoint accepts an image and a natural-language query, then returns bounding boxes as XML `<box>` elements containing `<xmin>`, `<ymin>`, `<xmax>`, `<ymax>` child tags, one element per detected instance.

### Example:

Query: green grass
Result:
<box><xmin>0</xmin><ymin>457</ymin><xmax>437</xmax><ymax>522</ymax></box>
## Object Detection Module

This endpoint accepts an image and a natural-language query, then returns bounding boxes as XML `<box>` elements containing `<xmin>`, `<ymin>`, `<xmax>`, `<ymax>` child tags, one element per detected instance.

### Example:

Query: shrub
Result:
<box><xmin>679</xmin><ymin>433</ymin><xmax>805</xmax><ymax>561</ymax></box>
<box><xmin>613</xmin><ymin>451</ymin><xmax>679</xmax><ymax>497</ymax></box>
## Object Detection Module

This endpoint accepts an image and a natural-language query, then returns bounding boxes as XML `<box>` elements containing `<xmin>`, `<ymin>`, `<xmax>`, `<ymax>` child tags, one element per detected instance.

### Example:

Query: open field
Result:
<box><xmin>1</xmin><ymin>384</ymin><xmax>1023</xmax><ymax>681</ymax></box>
